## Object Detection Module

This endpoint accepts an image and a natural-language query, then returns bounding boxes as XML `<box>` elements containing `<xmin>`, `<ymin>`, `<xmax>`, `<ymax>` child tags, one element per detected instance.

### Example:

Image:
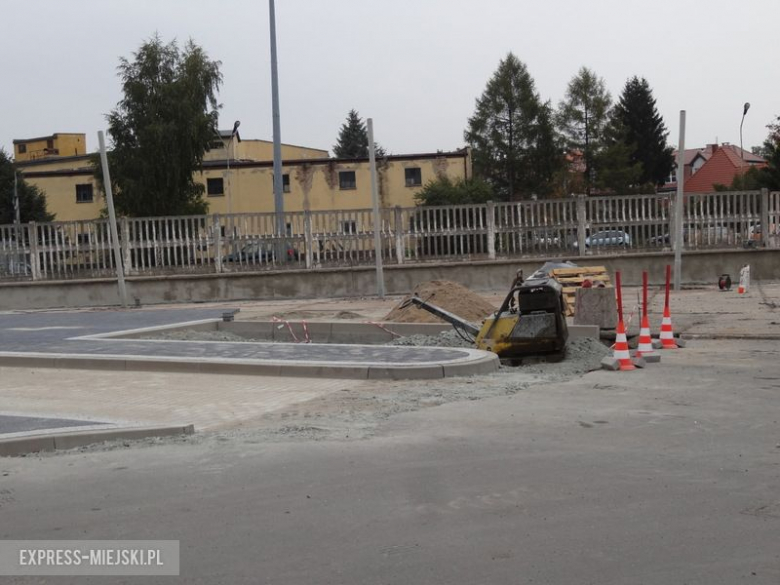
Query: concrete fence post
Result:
<box><xmin>28</xmin><ymin>222</ymin><xmax>41</xmax><ymax>281</ymax></box>
<box><xmin>486</xmin><ymin>200</ymin><xmax>496</xmax><ymax>260</ymax></box>
<box><xmin>304</xmin><ymin>210</ymin><xmax>313</xmax><ymax>270</ymax></box>
<box><xmin>212</xmin><ymin>214</ymin><xmax>222</xmax><ymax>274</ymax></box>
<box><xmin>760</xmin><ymin>188</ymin><xmax>770</xmax><ymax>248</ymax></box>
<box><xmin>121</xmin><ymin>217</ymin><xmax>132</xmax><ymax>275</ymax></box>
<box><xmin>394</xmin><ymin>206</ymin><xmax>404</xmax><ymax>264</ymax></box>
<box><xmin>576</xmin><ymin>194</ymin><xmax>587</xmax><ymax>256</ymax></box>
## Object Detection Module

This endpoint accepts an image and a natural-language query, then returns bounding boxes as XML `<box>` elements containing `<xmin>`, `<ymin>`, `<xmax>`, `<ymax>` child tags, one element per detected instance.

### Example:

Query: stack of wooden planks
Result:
<box><xmin>549</xmin><ymin>266</ymin><xmax>612</xmax><ymax>316</ymax></box>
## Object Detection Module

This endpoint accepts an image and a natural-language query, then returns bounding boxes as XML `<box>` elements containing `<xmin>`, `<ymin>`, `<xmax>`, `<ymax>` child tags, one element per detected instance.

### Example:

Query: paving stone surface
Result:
<box><xmin>0</xmin><ymin>307</ymin><xmax>475</xmax><ymax>365</ymax></box>
<box><xmin>0</xmin><ymin>414</ymin><xmax>107</xmax><ymax>435</ymax></box>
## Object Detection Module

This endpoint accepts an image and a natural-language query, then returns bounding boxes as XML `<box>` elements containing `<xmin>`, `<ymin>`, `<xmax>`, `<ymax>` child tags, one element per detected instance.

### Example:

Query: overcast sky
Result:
<box><xmin>2</xmin><ymin>0</ymin><xmax>778</xmax><ymax>158</ymax></box>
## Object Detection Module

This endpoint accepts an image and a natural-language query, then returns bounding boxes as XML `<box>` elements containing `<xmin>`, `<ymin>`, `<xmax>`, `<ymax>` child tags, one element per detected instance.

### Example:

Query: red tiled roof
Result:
<box><xmin>684</xmin><ymin>144</ymin><xmax>765</xmax><ymax>193</ymax></box>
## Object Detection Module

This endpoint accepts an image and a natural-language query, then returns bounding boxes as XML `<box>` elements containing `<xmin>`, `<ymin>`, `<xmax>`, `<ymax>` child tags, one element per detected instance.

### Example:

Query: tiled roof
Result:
<box><xmin>684</xmin><ymin>144</ymin><xmax>765</xmax><ymax>193</ymax></box>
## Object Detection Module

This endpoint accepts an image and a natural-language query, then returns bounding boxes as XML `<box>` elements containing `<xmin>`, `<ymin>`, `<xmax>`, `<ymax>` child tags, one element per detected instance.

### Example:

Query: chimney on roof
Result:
<box><xmin>708</xmin><ymin>143</ymin><xmax>718</xmax><ymax>155</ymax></box>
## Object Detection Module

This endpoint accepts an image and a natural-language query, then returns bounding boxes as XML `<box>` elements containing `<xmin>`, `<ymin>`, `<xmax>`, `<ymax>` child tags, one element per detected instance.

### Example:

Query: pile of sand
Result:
<box><xmin>384</xmin><ymin>280</ymin><xmax>497</xmax><ymax>325</ymax></box>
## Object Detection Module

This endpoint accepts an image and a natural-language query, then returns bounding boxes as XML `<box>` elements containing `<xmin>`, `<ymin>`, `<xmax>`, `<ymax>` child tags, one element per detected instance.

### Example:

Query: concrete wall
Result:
<box><xmin>0</xmin><ymin>248</ymin><xmax>776</xmax><ymax>311</ymax></box>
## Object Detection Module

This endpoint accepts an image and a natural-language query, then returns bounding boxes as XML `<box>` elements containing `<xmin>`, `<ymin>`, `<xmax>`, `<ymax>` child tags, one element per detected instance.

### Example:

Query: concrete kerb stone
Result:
<box><xmin>0</xmin><ymin>350</ymin><xmax>496</xmax><ymax>381</ymax></box>
<box><xmin>0</xmin><ymin>424</ymin><xmax>195</xmax><ymax>458</ymax></box>
<box><xmin>600</xmin><ymin>356</ymin><xmax>620</xmax><ymax>371</ymax></box>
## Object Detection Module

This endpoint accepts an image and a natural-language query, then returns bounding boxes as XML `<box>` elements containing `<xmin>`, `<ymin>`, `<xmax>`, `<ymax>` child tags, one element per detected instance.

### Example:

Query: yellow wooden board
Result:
<box><xmin>550</xmin><ymin>266</ymin><xmax>613</xmax><ymax>317</ymax></box>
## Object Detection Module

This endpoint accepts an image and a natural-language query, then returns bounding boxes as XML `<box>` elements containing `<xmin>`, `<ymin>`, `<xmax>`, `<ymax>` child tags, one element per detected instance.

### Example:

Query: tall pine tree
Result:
<box><xmin>332</xmin><ymin>110</ymin><xmax>386</xmax><ymax>158</ymax></box>
<box><xmin>557</xmin><ymin>67</ymin><xmax>612</xmax><ymax>195</ymax></box>
<box><xmin>465</xmin><ymin>53</ymin><xmax>563</xmax><ymax>200</ymax></box>
<box><xmin>611</xmin><ymin>76</ymin><xmax>673</xmax><ymax>188</ymax></box>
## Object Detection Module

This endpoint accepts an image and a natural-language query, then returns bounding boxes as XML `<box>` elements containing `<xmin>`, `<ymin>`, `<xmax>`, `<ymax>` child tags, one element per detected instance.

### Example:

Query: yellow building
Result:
<box><xmin>14</xmin><ymin>132</ymin><xmax>472</xmax><ymax>222</ymax></box>
<box><xmin>13</xmin><ymin>133</ymin><xmax>87</xmax><ymax>162</ymax></box>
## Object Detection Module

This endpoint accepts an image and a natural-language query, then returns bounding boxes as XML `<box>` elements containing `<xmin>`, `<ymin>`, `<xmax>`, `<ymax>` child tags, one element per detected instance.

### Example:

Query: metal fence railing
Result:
<box><xmin>1</xmin><ymin>190</ymin><xmax>778</xmax><ymax>282</ymax></box>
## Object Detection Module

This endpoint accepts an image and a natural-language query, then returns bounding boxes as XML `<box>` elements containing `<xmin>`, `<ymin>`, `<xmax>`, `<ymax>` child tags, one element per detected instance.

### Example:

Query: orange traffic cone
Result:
<box><xmin>659</xmin><ymin>305</ymin><xmax>678</xmax><ymax>349</ymax></box>
<box><xmin>614</xmin><ymin>320</ymin><xmax>635</xmax><ymax>371</ymax></box>
<box><xmin>635</xmin><ymin>314</ymin><xmax>656</xmax><ymax>358</ymax></box>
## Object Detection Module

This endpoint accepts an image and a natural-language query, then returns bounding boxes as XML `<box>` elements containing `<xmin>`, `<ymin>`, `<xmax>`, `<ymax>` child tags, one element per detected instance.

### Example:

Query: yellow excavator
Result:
<box><xmin>405</xmin><ymin>272</ymin><xmax>569</xmax><ymax>363</ymax></box>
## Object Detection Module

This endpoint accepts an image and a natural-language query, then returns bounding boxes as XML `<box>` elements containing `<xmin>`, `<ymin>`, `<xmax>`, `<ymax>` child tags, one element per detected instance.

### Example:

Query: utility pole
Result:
<box><xmin>367</xmin><ymin>119</ymin><xmax>385</xmax><ymax>298</ymax></box>
<box><xmin>98</xmin><ymin>131</ymin><xmax>129</xmax><ymax>308</ymax></box>
<box><xmin>269</xmin><ymin>0</ymin><xmax>285</xmax><ymax>256</ymax></box>
<box><xmin>13</xmin><ymin>168</ymin><xmax>21</xmax><ymax>227</ymax></box>
<box><xmin>673</xmin><ymin>110</ymin><xmax>685</xmax><ymax>291</ymax></box>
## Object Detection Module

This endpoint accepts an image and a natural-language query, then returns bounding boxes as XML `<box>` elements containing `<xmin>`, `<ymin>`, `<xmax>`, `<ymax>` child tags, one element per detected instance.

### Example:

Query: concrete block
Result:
<box><xmin>675</xmin><ymin>337</ymin><xmax>688</xmax><ymax>348</ymax></box>
<box><xmin>569</xmin><ymin>324</ymin><xmax>599</xmax><ymax>339</ymax></box>
<box><xmin>280</xmin><ymin>364</ymin><xmax>370</xmax><ymax>380</ymax></box>
<box><xmin>574</xmin><ymin>288</ymin><xmax>618</xmax><ymax>329</ymax></box>
<box><xmin>0</xmin><ymin>436</ymin><xmax>56</xmax><ymax>457</ymax></box>
<box><xmin>53</xmin><ymin>425</ymin><xmax>195</xmax><ymax>451</ymax></box>
<box><xmin>600</xmin><ymin>356</ymin><xmax>620</xmax><ymax>371</ymax></box>
<box><xmin>631</xmin><ymin>356</ymin><xmax>647</xmax><ymax>368</ymax></box>
<box><xmin>652</xmin><ymin>339</ymin><xmax>663</xmax><ymax>349</ymax></box>
<box><xmin>442</xmin><ymin>354</ymin><xmax>500</xmax><ymax>378</ymax></box>
<box><xmin>368</xmin><ymin>365</ymin><xmax>444</xmax><ymax>380</ymax></box>
<box><xmin>639</xmin><ymin>353</ymin><xmax>661</xmax><ymax>363</ymax></box>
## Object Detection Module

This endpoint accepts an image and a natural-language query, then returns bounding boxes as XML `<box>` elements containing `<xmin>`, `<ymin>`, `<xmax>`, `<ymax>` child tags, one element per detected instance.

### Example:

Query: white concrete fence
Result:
<box><xmin>1</xmin><ymin>190</ymin><xmax>778</xmax><ymax>282</ymax></box>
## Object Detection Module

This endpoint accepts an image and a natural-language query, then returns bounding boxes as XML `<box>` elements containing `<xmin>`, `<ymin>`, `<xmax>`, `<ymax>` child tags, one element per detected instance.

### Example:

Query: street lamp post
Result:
<box><xmin>269</xmin><ymin>0</ymin><xmax>285</xmax><ymax>260</ymax></box>
<box><xmin>740</xmin><ymin>102</ymin><xmax>750</xmax><ymax>161</ymax></box>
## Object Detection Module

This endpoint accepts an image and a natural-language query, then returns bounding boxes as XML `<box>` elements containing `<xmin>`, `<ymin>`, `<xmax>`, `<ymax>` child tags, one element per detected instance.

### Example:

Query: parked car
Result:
<box><xmin>648</xmin><ymin>228</ymin><xmax>689</xmax><ymax>246</ymax></box>
<box><xmin>573</xmin><ymin>230</ymin><xmax>631</xmax><ymax>249</ymax></box>
<box><xmin>224</xmin><ymin>242</ymin><xmax>299</xmax><ymax>263</ymax></box>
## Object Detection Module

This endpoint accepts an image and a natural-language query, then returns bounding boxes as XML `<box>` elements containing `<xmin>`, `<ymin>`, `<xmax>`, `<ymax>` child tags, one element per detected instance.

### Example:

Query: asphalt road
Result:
<box><xmin>1</xmin><ymin>338</ymin><xmax>779</xmax><ymax>584</ymax></box>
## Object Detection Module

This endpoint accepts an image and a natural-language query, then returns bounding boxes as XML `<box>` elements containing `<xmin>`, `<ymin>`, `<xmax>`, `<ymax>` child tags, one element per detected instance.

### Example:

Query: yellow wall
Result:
<box><xmin>14</xmin><ymin>133</ymin><xmax>86</xmax><ymax>162</ymax></box>
<box><xmin>17</xmin><ymin>150</ymin><xmax>470</xmax><ymax>222</ymax></box>
<box><xmin>30</xmin><ymin>175</ymin><xmax>102</xmax><ymax>222</ymax></box>
<box><xmin>204</xmin><ymin>139</ymin><xmax>328</xmax><ymax>163</ymax></box>
<box><xmin>198</xmin><ymin>155</ymin><xmax>469</xmax><ymax>214</ymax></box>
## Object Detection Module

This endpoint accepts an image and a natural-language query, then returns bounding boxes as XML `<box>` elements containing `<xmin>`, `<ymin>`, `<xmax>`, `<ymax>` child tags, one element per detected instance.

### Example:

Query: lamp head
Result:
<box><xmin>743</xmin><ymin>102</ymin><xmax>751</xmax><ymax>116</ymax></box>
<box><xmin>231</xmin><ymin>120</ymin><xmax>241</xmax><ymax>136</ymax></box>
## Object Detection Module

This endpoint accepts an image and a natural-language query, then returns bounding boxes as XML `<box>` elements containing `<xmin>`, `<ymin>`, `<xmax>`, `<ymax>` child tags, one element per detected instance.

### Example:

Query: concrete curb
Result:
<box><xmin>0</xmin><ymin>351</ymin><xmax>500</xmax><ymax>380</ymax></box>
<box><xmin>0</xmin><ymin>424</ymin><xmax>195</xmax><ymax>457</ymax></box>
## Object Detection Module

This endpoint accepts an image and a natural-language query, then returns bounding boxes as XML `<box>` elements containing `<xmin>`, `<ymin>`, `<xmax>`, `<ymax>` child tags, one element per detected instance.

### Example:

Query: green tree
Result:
<box><xmin>610</xmin><ymin>76</ymin><xmax>674</xmax><ymax>187</ymax></box>
<box><xmin>593</xmin><ymin>120</ymin><xmax>644</xmax><ymax>194</ymax></box>
<box><xmin>100</xmin><ymin>35</ymin><xmax>222</xmax><ymax>217</ymax></box>
<box><xmin>413</xmin><ymin>176</ymin><xmax>494</xmax><ymax>206</ymax></box>
<box><xmin>0</xmin><ymin>149</ymin><xmax>55</xmax><ymax>224</ymax></box>
<box><xmin>755</xmin><ymin>116</ymin><xmax>780</xmax><ymax>189</ymax></box>
<box><xmin>332</xmin><ymin>110</ymin><xmax>386</xmax><ymax>158</ymax></box>
<box><xmin>720</xmin><ymin>116</ymin><xmax>780</xmax><ymax>191</ymax></box>
<box><xmin>465</xmin><ymin>53</ymin><xmax>563</xmax><ymax>200</ymax></box>
<box><xmin>557</xmin><ymin>67</ymin><xmax>612</xmax><ymax>194</ymax></box>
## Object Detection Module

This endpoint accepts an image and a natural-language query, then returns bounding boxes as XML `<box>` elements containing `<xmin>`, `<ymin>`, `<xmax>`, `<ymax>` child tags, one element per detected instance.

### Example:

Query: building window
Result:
<box><xmin>46</xmin><ymin>139</ymin><xmax>54</xmax><ymax>150</ymax></box>
<box><xmin>75</xmin><ymin>184</ymin><xmax>94</xmax><ymax>203</ymax></box>
<box><xmin>17</xmin><ymin>144</ymin><xmax>27</xmax><ymax>154</ymax></box>
<box><xmin>207</xmin><ymin>178</ymin><xmax>224</xmax><ymax>197</ymax></box>
<box><xmin>273</xmin><ymin>174</ymin><xmax>291</xmax><ymax>193</ymax></box>
<box><xmin>342</xmin><ymin>220</ymin><xmax>357</xmax><ymax>234</ymax></box>
<box><xmin>405</xmin><ymin>167</ymin><xmax>422</xmax><ymax>187</ymax></box>
<box><xmin>339</xmin><ymin>171</ymin><xmax>356</xmax><ymax>190</ymax></box>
